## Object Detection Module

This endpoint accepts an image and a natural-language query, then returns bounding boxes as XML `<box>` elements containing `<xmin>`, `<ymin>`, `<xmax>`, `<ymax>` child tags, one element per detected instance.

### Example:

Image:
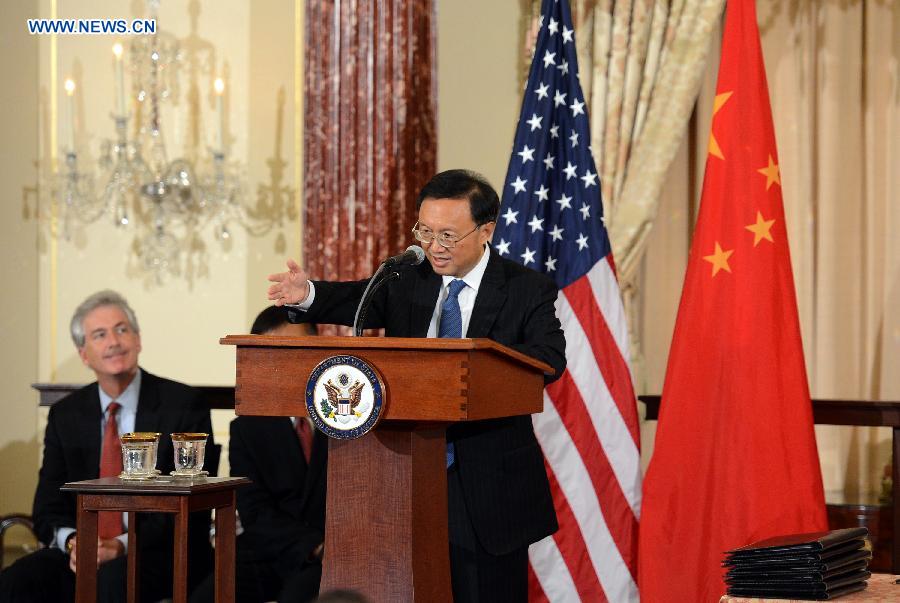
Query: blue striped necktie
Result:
<box><xmin>439</xmin><ymin>279</ymin><xmax>467</xmax><ymax>467</ymax></box>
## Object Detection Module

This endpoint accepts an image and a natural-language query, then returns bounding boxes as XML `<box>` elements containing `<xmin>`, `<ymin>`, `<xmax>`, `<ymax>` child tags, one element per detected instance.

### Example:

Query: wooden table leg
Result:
<box><xmin>127</xmin><ymin>511</ymin><xmax>139</xmax><ymax>603</ymax></box>
<box><xmin>173</xmin><ymin>497</ymin><xmax>190</xmax><ymax>603</ymax></box>
<box><xmin>892</xmin><ymin>426</ymin><xmax>899</xmax><ymax>574</ymax></box>
<box><xmin>214</xmin><ymin>495</ymin><xmax>237</xmax><ymax>603</ymax></box>
<box><xmin>74</xmin><ymin>495</ymin><xmax>98</xmax><ymax>603</ymax></box>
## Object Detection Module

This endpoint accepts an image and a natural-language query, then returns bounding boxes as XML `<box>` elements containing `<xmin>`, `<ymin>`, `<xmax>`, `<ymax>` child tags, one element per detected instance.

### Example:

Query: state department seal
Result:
<box><xmin>305</xmin><ymin>355</ymin><xmax>385</xmax><ymax>439</ymax></box>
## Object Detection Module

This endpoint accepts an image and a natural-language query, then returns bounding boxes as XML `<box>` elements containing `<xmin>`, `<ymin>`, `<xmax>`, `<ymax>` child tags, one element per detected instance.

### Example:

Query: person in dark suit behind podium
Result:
<box><xmin>191</xmin><ymin>306</ymin><xmax>326</xmax><ymax>603</ymax></box>
<box><xmin>0</xmin><ymin>290</ymin><xmax>214</xmax><ymax>603</ymax></box>
<box><xmin>266</xmin><ymin>170</ymin><xmax>565</xmax><ymax>603</ymax></box>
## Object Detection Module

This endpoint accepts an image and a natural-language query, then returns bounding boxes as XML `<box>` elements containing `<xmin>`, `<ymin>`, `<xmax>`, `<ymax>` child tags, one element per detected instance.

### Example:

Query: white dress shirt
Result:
<box><xmin>426</xmin><ymin>244</ymin><xmax>490</xmax><ymax>338</ymax></box>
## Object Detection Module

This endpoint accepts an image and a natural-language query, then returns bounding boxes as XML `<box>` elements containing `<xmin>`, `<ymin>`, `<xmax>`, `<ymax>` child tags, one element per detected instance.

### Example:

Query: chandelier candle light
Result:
<box><xmin>113</xmin><ymin>42</ymin><xmax>126</xmax><ymax>117</ymax></box>
<box><xmin>54</xmin><ymin>3</ymin><xmax>248</xmax><ymax>280</ymax></box>
<box><xmin>214</xmin><ymin>78</ymin><xmax>225</xmax><ymax>153</ymax></box>
<box><xmin>42</xmin><ymin>0</ymin><xmax>302</xmax><ymax>282</ymax></box>
<box><xmin>64</xmin><ymin>79</ymin><xmax>75</xmax><ymax>151</ymax></box>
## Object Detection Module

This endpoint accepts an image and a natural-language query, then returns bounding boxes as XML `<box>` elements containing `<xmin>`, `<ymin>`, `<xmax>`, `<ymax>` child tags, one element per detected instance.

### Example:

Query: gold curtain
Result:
<box><xmin>641</xmin><ymin>0</ymin><xmax>900</xmax><ymax>497</ymax></box>
<box><xmin>523</xmin><ymin>0</ymin><xmax>728</xmax><ymax>388</ymax></box>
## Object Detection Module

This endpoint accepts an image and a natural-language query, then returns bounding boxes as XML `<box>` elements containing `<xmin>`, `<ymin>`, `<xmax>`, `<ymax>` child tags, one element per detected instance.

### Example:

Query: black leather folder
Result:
<box><xmin>724</xmin><ymin>539</ymin><xmax>865</xmax><ymax>566</ymax></box>
<box><xmin>725</xmin><ymin>557</ymin><xmax>870</xmax><ymax>583</ymax></box>
<box><xmin>721</xmin><ymin>529</ymin><xmax>871</xmax><ymax>600</ymax></box>
<box><xmin>725</xmin><ymin>550</ymin><xmax>871</xmax><ymax>578</ymax></box>
<box><xmin>724</xmin><ymin>528</ymin><xmax>868</xmax><ymax>560</ymax></box>
<box><xmin>726</xmin><ymin>568</ymin><xmax>870</xmax><ymax>589</ymax></box>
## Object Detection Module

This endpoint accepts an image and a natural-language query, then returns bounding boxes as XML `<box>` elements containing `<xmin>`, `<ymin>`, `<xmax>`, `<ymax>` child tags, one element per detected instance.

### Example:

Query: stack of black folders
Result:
<box><xmin>723</xmin><ymin>527</ymin><xmax>871</xmax><ymax>600</ymax></box>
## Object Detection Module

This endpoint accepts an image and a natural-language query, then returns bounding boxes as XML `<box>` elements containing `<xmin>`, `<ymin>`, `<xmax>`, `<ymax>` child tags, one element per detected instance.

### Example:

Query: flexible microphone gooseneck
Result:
<box><xmin>352</xmin><ymin>246</ymin><xmax>425</xmax><ymax>336</ymax></box>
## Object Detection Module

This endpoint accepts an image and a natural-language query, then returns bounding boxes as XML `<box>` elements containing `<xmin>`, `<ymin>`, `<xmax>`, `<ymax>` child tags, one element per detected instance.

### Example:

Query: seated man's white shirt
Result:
<box><xmin>53</xmin><ymin>370</ymin><xmax>142</xmax><ymax>551</ymax></box>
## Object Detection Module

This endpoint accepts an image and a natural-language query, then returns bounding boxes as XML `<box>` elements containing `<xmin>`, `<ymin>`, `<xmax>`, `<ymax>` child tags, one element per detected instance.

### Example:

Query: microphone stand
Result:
<box><xmin>352</xmin><ymin>265</ymin><xmax>400</xmax><ymax>337</ymax></box>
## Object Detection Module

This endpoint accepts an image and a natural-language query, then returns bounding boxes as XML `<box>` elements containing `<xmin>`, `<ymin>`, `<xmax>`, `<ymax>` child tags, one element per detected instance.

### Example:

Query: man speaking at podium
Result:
<box><xmin>267</xmin><ymin>169</ymin><xmax>565</xmax><ymax>602</ymax></box>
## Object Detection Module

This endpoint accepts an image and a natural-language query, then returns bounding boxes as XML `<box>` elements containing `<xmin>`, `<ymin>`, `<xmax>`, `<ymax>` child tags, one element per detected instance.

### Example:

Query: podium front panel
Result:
<box><xmin>233</xmin><ymin>342</ymin><xmax>546</xmax><ymax>422</ymax></box>
<box><xmin>234</xmin><ymin>346</ymin><xmax>470</xmax><ymax>420</ymax></box>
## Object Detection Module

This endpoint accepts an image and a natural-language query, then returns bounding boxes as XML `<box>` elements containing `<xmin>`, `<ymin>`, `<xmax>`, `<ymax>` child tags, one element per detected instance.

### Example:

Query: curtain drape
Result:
<box><xmin>304</xmin><ymin>0</ymin><xmax>436</xmax><ymax>335</ymax></box>
<box><xmin>640</xmin><ymin>0</ymin><xmax>900</xmax><ymax>496</ymax></box>
<box><xmin>524</xmin><ymin>0</ymin><xmax>727</xmax><ymax>387</ymax></box>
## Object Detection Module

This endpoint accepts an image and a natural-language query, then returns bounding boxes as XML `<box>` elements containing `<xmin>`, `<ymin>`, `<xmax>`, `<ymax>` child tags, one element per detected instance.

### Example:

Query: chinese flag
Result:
<box><xmin>638</xmin><ymin>1</ymin><xmax>828</xmax><ymax>601</ymax></box>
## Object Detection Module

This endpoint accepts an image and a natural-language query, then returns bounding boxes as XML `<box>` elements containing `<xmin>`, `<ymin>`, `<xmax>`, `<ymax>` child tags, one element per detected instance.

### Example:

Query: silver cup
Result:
<box><xmin>171</xmin><ymin>432</ymin><xmax>208</xmax><ymax>476</ymax></box>
<box><xmin>120</xmin><ymin>432</ymin><xmax>159</xmax><ymax>478</ymax></box>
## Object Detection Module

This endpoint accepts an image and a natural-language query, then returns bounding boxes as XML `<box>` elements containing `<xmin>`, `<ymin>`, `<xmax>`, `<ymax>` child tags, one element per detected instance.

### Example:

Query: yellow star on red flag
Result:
<box><xmin>745</xmin><ymin>211</ymin><xmax>775</xmax><ymax>246</ymax></box>
<box><xmin>702</xmin><ymin>241</ymin><xmax>734</xmax><ymax>277</ymax></box>
<box><xmin>757</xmin><ymin>155</ymin><xmax>781</xmax><ymax>190</ymax></box>
<box><xmin>708</xmin><ymin>91</ymin><xmax>733</xmax><ymax>160</ymax></box>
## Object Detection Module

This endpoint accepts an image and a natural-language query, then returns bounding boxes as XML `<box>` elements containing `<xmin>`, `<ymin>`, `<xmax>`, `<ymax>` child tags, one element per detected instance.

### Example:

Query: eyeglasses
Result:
<box><xmin>411</xmin><ymin>222</ymin><xmax>491</xmax><ymax>249</ymax></box>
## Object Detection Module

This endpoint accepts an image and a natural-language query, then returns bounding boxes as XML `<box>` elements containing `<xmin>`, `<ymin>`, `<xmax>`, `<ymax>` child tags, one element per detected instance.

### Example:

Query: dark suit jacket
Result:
<box><xmin>32</xmin><ymin>369</ymin><xmax>215</xmax><ymax>569</ymax></box>
<box><xmin>288</xmin><ymin>249</ymin><xmax>564</xmax><ymax>554</ymax></box>
<box><xmin>229</xmin><ymin>416</ymin><xmax>327</xmax><ymax>577</ymax></box>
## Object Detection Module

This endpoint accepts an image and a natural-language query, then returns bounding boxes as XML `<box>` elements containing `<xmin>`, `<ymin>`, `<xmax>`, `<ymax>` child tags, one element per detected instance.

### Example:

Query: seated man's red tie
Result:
<box><xmin>98</xmin><ymin>401</ymin><xmax>123</xmax><ymax>539</ymax></box>
<box><xmin>296</xmin><ymin>417</ymin><xmax>313</xmax><ymax>464</ymax></box>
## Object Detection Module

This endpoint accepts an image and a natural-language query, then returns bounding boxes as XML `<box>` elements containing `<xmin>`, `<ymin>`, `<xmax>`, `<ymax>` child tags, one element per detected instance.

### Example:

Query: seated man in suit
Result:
<box><xmin>0</xmin><ymin>290</ymin><xmax>215</xmax><ymax>603</ymax></box>
<box><xmin>267</xmin><ymin>170</ymin><xmax>565</xmax><ymax>603</ymax></box>
<box><xmin>192</xmin><ymin>305</ymin><xmax>326</xmax><ymax>603</ymax></box>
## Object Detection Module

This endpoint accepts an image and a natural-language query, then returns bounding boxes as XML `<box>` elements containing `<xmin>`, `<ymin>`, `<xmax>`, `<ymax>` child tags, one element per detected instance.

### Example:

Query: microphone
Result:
<box><xmin>352</xmin><ymin>246</ymin><xmax>423</xmax><ymax>336</ymax></box>
<box><xmin>383</xmin><ymin>245</ymin><xmax>425</xmax><ymax>268</ymax></box>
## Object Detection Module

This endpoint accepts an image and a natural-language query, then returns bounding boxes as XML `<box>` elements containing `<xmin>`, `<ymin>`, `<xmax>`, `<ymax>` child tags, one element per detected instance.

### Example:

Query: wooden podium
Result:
<box><xmin>220</xmin><ymin>335</ymin><xmax>552</xmax><ymax>602</ymax></box>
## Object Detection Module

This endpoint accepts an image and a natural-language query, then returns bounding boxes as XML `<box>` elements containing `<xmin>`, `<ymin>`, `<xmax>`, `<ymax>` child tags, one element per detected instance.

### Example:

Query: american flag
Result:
<box><xmin>493</xmin><ymin>1</ymin><xmax>641</xmax><ymax>600</ymax></box>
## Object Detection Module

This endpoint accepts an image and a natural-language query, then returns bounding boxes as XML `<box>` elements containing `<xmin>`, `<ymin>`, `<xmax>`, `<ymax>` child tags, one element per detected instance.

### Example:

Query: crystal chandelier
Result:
<box><xmin>47</xmin><ymin>0</ymin><xmax>293</xmax><ymax>282</ymax></box>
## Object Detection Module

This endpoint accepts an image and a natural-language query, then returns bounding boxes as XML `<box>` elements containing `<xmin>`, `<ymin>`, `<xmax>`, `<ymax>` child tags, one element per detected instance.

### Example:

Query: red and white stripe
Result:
<box><xmin>529</xmin><ymin>257</ymin><xmax>641</xmax><ymax>602</ymax></box>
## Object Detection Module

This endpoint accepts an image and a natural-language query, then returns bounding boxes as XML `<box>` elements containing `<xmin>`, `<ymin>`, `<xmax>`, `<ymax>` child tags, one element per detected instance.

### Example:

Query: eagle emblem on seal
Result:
<box><xmin>322</xmin><ymin>373</ymin><xmax>365</xmax><ymax>417</ymax></box>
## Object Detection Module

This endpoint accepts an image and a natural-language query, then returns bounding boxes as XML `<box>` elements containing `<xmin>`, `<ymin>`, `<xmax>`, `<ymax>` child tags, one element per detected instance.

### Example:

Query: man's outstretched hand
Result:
<box><xmin>267</xmin><ymin>259</ymin><xmax>310</xmax><ymax>306</ymax></box>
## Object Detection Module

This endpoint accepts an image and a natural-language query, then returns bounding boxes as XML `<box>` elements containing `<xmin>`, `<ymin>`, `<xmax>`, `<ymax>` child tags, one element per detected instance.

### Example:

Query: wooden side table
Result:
<box><xmin>61</xmin><ymin>476</ymin><xmax>250</xmax><ymax>603</ymax></box>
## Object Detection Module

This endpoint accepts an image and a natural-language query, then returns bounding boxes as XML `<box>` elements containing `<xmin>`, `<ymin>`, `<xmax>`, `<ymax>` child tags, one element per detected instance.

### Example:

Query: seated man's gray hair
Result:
<box><xmin>70</xmin><ymin>289</ymin><xmax>140</xmax><ymax>347</ymax></box>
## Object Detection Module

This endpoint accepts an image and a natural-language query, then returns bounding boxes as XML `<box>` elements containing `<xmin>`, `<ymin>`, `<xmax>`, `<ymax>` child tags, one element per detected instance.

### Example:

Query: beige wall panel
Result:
<box><xmin>437</xmin><ymin>0</ymin><xmax>524</xmax><ymax>192</ymax></box>
<box><xmin>0</xmin><ymin>0</ymin><xmax>41</xmax><ymax>528</ymax></box>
